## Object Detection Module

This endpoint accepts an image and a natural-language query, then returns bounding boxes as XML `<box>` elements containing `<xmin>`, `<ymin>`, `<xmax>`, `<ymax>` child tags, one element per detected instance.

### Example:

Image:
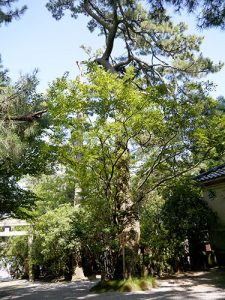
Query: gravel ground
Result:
<box><xmin>1</xmin><ymin>268</ymin><xmax>225</xmax><ymax>299</ymax></box>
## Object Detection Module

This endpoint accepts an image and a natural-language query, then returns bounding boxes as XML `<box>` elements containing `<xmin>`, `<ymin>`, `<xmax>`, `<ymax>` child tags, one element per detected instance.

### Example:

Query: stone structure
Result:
<box><xmin>0</xmin><ymin>218</ymin><xmax>30</xmax><ymax>236</ymax></box>
<box><xmin>0</xmin><ymin>218</ymin><xmax>33</xmax><ymax>281</ymax></box>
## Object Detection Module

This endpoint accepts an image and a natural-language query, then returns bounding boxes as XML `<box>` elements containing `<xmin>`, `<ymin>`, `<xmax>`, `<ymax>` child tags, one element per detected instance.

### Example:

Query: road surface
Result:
<box><xmin>1</xmin><ymin>268</ymin><xmax>225</xmax><ymax>299</ymax></box>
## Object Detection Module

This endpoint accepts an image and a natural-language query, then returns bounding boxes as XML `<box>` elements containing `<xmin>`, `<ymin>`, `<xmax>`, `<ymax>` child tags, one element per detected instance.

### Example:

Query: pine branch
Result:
<box><xmin>3</xmin><ymin>109</ymin><xmax>47</xmax><ymax>122</ymax></box>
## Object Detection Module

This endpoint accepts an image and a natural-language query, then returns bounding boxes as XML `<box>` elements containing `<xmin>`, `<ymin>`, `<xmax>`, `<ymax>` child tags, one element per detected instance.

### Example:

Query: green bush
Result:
<box><xmin>91</xmin><ymin>276</ymin><xmax>157</xmax><ymax>293</ymax></box>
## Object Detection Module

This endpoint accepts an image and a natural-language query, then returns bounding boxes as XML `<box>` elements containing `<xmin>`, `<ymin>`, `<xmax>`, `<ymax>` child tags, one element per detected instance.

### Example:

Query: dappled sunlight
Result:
<box><xmin>1</xmin><ymin>269</ymin><xmax>225</xmax><ymax>299</ymax></box>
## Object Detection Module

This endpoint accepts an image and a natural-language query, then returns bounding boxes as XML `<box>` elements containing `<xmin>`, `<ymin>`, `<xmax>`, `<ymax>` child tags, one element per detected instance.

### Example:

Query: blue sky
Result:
<box><xmin>1</xmin><ymin>0</ymin><xmax>225</xmax><ymax>97</ymax></box>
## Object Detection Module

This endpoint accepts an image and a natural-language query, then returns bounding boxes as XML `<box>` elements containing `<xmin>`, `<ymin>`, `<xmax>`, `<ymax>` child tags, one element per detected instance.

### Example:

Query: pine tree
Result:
<box><xmin>0</xmin><ymin>69</ymin><xmax>52</xmax><ymax>219</ymax></box>
<box><xmin>149</xmin><ymin>0</ymin><xmax>225</xmax><ymax>29</ymax></box>
<box><xmin>0</xmin><ymin>0</ymin><xmax>27</xmax><ymax>25</ymax></box>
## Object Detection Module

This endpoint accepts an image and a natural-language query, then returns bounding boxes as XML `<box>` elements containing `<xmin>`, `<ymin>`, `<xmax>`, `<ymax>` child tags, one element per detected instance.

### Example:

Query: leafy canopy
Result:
<box><xmin>48</xmin><ymin>66</ymin><xmax>225</xmax><ymax>208</ymax></box>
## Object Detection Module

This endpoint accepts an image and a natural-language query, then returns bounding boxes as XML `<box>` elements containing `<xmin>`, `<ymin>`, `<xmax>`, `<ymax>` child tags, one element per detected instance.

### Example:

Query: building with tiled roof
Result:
<box><xmin>195</xmin><ymin>164</ymin><xmax>225</xmax><ymax>265</ymax></box>
<box><xmin>194</xmin><ymin>164</ymin><xmax>225</xmax><ymax>184</ymax></box>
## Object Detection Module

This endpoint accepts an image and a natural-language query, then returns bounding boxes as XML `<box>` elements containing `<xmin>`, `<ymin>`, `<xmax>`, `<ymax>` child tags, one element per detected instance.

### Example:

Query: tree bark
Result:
<box><xmin>113</xmin><ymin>140</ymin><xmax>140</xmax><ymax>279</ymax></box>
<box><xmin>3</xmin><ymin>109</ymin><xmax>47</xmax><ymax>122</ymax></box>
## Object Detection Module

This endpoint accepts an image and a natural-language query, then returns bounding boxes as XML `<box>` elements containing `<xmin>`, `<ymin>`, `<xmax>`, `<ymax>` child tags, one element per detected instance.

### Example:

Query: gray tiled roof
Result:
<box><xmin>194</xmin><ymin>164</ymin><xmax>225</xmax><ymax>182</ymax></box>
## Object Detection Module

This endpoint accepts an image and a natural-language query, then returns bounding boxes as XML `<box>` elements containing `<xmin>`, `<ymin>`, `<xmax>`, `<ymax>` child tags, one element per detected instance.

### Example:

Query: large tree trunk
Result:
<box><xmin>99</xmin><ymin>140</ymin><xmax>140</xmax><ymax>281</ymax></box>
<box><xmin>113</xmin><ymin>140</ymin><xmax>140</xmax><ymax>279</ymax></box>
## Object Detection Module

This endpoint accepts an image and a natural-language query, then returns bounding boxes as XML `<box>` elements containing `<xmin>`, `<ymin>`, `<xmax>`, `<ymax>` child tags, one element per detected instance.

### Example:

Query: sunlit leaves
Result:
<box><xmin>48</xmin><ymin>67</ymin><xmax>225</xmax><ymax>205</ymax></box>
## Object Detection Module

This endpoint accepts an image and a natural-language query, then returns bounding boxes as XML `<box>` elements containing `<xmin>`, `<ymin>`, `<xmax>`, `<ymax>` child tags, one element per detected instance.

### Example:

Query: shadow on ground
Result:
<box><xmin>0</xmin><ymin>268</ymin><xmax>225</xmax><ymax>300</ymax></box>
<box><xmin>161</xmin><ymin>267</ymin><xmax>225</xmax><ymax>289</ymax></box>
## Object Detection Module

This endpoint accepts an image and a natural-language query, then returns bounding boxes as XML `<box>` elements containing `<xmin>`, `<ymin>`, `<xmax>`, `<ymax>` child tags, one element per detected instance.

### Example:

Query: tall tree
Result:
<box><xmin>45</xmin><ymin>0</ymin><xmax>225</xmax><ymax>279</ymax></box>
<box><xmin>47</xmin><ymin>67</ymin><xmax>225</xmax><ymax>278</ymax></box>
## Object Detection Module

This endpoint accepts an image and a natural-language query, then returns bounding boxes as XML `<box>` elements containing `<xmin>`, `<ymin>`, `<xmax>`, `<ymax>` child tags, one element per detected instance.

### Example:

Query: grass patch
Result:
<box><xmin>90</xmin><ymin>276</ymin><xmax>157</xmax><ymax>293</ymax></box>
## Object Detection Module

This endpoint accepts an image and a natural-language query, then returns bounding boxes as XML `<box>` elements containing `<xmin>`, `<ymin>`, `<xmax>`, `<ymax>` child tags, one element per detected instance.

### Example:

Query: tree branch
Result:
<box><xmin>83</xmin><ymin>0</ymin><xmax>110</xmax><ymax>30</ymax></box>
<box><xmin>101</xmin><ymin>1</ymin><xmax>119</xmax><ymax>61</ymax></box>
<box><xmin>137</xmin><ymin>133</ymin><xmax>178</xmax><ymax>190</ymax></box>
<box><xmin>3</xmin><ymin>109</ymin><xmax>47</xmax><ymax>122</ymax></box>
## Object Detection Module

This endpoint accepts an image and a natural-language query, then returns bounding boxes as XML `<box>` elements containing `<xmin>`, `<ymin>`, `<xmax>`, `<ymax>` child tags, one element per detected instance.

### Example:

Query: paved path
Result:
<box><xmin>1</xmin><ymin>268</ymin><xmax>225</xmax><ymax>299</ymax></box>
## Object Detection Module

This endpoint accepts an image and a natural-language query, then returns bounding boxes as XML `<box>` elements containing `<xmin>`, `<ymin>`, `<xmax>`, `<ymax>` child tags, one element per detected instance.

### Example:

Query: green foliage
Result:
<box><xmin>46</xmin><ymin>0</ymin><xmax>222</xmax><ymax>87</ymax></box>
<box><xmin>27</xmin><ymin>172</ymin><xmax>76</xmax><ymax>215</ymax></box>
<box><xmin>91</xmin><ymin>276</ymin><xmax>157</xmax><ymax>293</ymax></box>
<box><xmin>6</xmin><ymin>170</ymin><xmax>111</xmax><ymax>280</ymax></box>
<box><xmin>150</xmin><ymin>0</ymin><xmax>225</xmax><ymax>29</ymax></box>
<box><xmin>162</xmin><ymin>177</ymin><xmax>214</xmax><ymax>238</ymax></box>
<box><xmin>140</xmin><ymin>193</ymin><xmax>174</xmax><ymax>273</ymax></box>
<box><xmin>46</xmin><ymin>67</ymin><xmax>225</xmax><ymax>277</ymax></box>
<box><xmin>32</xmin><ymin>204</ymin><xmax>80</xmax><ymax>278</ymax></box>
<box><xmin>1</xmin><ymin>0</ymin><xmax>222</xmax><ymax>279</ymax></box>
<box><xmin>0</xmin><ymin>172</ymin><xmax>37</xmax><ymax>219</ymax></box>
<box><xmin>140</xmin><ymin>177</ymin><xmax>215</xmax><ymax>272</ymax></box>
<box><xmin>0</xmin><ymin>71</ymin><xmax>53</xmax><ymax>219</ymax></box>
<box><xmin>162</xmin><ymin>177</ymin><xmax>215</xmax><ymax>264</ymax></box>
<box><xmin>48</xmin><ymin>67</ymin><xmax>225</xmax><ymax>205</ymax></box>
<box><xmin>45</xmin><ymin>0</ymin><xmax>225</xmax><ymax>278</ymax></box>
<box><xmin>0</xmin><ymin>1</ymin><xmax>27</xmax><ymax>25</ymax></box>
<box><xmin>1</xmin><ymin>235</ymin><xmax>29</xmax><ymax>278</ymax></box>
<box><xmin>2</xmin><ymin>235</ymin><xmax>28</xmax><ymax>259</ymax></box>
